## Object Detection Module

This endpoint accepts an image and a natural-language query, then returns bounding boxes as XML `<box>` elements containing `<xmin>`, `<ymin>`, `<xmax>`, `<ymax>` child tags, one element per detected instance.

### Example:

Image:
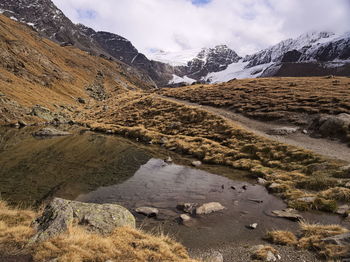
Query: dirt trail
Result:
<box><xmin>161</xmin><ymin>96</ymin><xmax>350</xmax><ymax>163</ymax></box>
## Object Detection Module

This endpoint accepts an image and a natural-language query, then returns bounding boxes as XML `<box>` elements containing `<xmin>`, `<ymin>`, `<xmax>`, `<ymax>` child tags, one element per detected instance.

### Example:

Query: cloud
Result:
<box><xmin>52</xmin><ymin>0</ymin><xmax>350</xmax><ymax>56</ymax></box>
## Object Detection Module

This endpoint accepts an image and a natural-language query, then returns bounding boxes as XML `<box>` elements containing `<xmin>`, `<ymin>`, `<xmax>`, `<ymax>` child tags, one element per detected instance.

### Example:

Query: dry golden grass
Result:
<box><xmin>298</xmin><ymin>221</ymin><xmax>349</xmax><ymax>258</ymax></box>
<box><xmin>0</xmin><ymin>201</ymin><xmax>197</xmax><ymax>262</ymax></box>
<box><xmin>160</xmin><ymin>77</ymin><xmax>350</xmax><ymax>123</ymax></box>
<box><xmin>0</xmin><ymin>201</ymin><xmax>36</xmax><ymax>254</ymax></box>
<box><xmin>318</xmin><ymin>187</ymin><xmax>350</xmax><ymax>202</ymax></box>
<box><xmin>34</xmin><ymin>226</ymin><xmax>196</xmax><ymax>262</ymax></box>
<box><xmin>265</xmin><ymin>230</ymin><xmax>298</xmax><ymax>245</ymax></box>
<box><xmin>266</xmin><ymin>222</ymin><xmax>349</xmax><ymax>258</ymax></box>
<box><xmin>251</xmin><ymin>245</ymin><xmax>279</xmax><ymax>261</ymax></box>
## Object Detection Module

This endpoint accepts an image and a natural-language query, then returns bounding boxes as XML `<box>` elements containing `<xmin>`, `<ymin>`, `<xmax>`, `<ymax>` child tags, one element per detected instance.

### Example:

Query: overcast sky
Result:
<box><xmin>52</xmin><ymin>0</ymin><xmax>350</xmax><ymax>56</ymax></box>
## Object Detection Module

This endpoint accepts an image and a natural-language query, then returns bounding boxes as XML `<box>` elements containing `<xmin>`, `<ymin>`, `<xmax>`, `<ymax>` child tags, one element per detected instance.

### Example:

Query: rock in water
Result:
<box><xmin>196</xmin><ymin>202</ymin><xmax>225</xmax><ymax>215</ymax></box>
<box><xmin>177</xmin><ymin>203</ymin><xmax>198</xmax><ymax>214</ymax></box>
<box><xmin>271</xmin><ymin>208</ymin><xmax>303</xmax><ymax>221</ymax></box>
<box><xmin>31</xmin><ymin>198</ymin><xmax>135</xmax><ymax>242</ymax></box>
<box><xmin>33</xmin><ymin>127</ymin><xmax>71</xmax><ymax>137</ymax></box>
<box><xmin>135</xmin><ymin>207</ymin><xmax>159</xmax><ymax>217</ymax></box>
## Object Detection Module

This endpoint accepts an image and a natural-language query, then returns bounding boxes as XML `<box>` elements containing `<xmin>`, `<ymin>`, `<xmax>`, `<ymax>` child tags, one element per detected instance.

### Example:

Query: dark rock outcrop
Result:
<box><xmin>182</xmin><ymin>45</ymin><xmax>241</xmax><ymax>80</ymax></box>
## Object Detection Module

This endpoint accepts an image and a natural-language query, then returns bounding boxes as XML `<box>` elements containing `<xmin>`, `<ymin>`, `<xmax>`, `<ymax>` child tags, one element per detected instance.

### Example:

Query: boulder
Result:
<box><xmin>30</xmin><ymin>105</ymin><xmax>55</xmax><ymax>121</ymax></box>
<box><xmin>312</xmin><ymin>113</ymin><xmax>350</xmax><ymax>139</ymax></box>
<box><xmin>251</xmin><ymin>245</ymin><xmax>279</xmax><ymax>262</ymax></box>
<box><xmin>31</xmin><ymin>198</ymin><xmax>135</xmax><ymax>242</ymax></box>
<box><xmin>268</xmin><ymin>182</ymin><xmax>282</xmax><ymax>193</ymax></box>
<box><xmin>33</xmin><ymin>127</ymin><xmax>71</xmax><ymax>137</ymax></box>
<box><xmin>200</xmin><ymin>251</ymin><xmax>224</xmax><ymax>262</ymax></box>
<box><xmin>179</xmin><ymin>214</ymin><xmax>191</xmax><ymax>222</ymax></box>
<box><xmin>165</xmin><ymin>156</ymin><xmax>173</xmax><ymax>163</ymax></box>
<box><xmin>267</xmin><ymin>127</ymin><xmax>298</xmax><ymax>136</ymax></box>
<box><xmin>196</xmin><ymin>202</ymin><xmax>225</xmax><ymax>215</ymax></box>
<box><xmin>257</xmin><ymin>178</ymin><xmax>268</xmax><ymax>185</ymax></box>
<box><xmin>177</xmin><ymin>203</ymin><xmax>198</xmax><ymax>215</ymax></box>
<box><xmin>192</xmin><ymin>161</ymin><xmax>202</xmax><ymax>167</ymax></box>
<box><xmin>135</xmin><ymin>207</ymin><xmax>159</xmax><ymax>217</ymax></box>
<box><xmin>336</xmin><ymin>205</ymin><xmax>350</xmax><ymax>216</ymax></box>
<box><xmin>271</xmin><ymin>208</ymin><xmax>303</xmax><ymax>221</ymax></box>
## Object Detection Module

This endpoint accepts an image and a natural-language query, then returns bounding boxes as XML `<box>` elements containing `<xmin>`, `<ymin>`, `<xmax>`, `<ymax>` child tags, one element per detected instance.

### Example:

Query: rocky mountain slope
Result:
<box><xmin>0</xmin><ymin>14</ymin><xmax>154</xmax><ymax>125</ymax></box>
<box><xmin>0</xmin><ymin>0</ymin><xmax>175</xmax><ymax>86</ymax></box>
<box><xmin>153</xmin><ymin>32</ymin><xmax>350</xmax><ymax>84</ymax></box>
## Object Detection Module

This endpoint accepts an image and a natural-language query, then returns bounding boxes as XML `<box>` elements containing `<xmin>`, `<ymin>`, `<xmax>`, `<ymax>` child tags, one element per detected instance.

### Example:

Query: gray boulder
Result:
<box><xmin>200</xmin><ymin>251</ymin><xmax>224</xmax><ymax>262</ymax></box>
<box><xmin>31</xmin><ymin>198</ymin><xmax>135</xmax><ymax>242</ymax></box>
<box><xmin>196</xmin><ymin>202</ymin><xmax>225</xmax><ymax>215</ymax></box>
<box><xmin>192</xmin><ymin>161</ymin><xmax>202</xmax><ymax>167</ymax></box>
<box><xmin>177</xmin><ymin>203</ymin><xmax>198</xmax><ymax>214</ymax></box>
<box><xmin>312</xmin><ymin>113</ymin><xmax>350</xmax><ymax>138</ymax></box>
<box><xmin>33</xmin><ymin>127</ymin><xmax>71</xmax><ymax>137</ymax></box>
<box><xmin>135</xmin><ymin>207</ymin><xmax>159</xmax><ymax>217</ymax></box>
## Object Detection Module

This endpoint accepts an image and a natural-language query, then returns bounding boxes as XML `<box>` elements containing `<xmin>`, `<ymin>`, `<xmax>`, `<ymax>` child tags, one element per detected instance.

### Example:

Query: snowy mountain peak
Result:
<box><xmin>243</xmin><ymin>31</ymin><xmax>339</xmax><ymax>68</ymax></box>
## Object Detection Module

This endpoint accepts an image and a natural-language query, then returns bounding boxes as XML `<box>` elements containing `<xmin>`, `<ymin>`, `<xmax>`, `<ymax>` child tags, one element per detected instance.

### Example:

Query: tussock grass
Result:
<box><xmin>266</xmin><ymin>222</ymin><xmax>349</xmax><ymax>258</ymax></box>
<box><xmin>318</xmin><ymin>187</ymin><xmax>350</xmax><ymax>202</ymax></box>
<box><xmin>265</xmin><ymin>230</ymin><xmax>298</xmax><ymax>245</ymax></box>
<box><xmin>160</xmin><ymin>77</ymin><xmax>350</xmax><ymax>124</ymax></box>
<box><xmin>251</xmin><ymin>245</ymin><xmax>279</xmax><ymax>261</ymax></box>
<box><xmin>0</xmin><ymin>201</ymin><xmax>197</xmax><ymax>262</ymax></box>
<box><xmin>34</xmin><ymin>226</ymin><xmax>196</xmax><ymax>262</ymax></box>
<box><xmin>298</xmin><ymin>222</ymin><xmax>349</xmax><ymax>258</ymax></box>
<box><xmin>0</xmin><ymin>201</ymin><xmax>36</xmax><ymax>254</ymax></box>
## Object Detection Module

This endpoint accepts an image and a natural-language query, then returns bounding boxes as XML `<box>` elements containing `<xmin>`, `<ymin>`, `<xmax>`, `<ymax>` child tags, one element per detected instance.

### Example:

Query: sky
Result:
<box><xmin>52</xmin><ymin>0</ymin><xmax>350</xmax><ymax>56</ymax></box>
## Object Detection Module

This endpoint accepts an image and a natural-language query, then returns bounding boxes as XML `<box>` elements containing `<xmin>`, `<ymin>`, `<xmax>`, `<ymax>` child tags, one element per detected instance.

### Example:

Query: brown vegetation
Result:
<box><xmin>160</xmin><ymin>77</ymin><xmax>350</xmax><ymax>124</ymax></box>
<box><xmin>0</xmin><ymin>201</ymin><xmax>197</xmax><ymax>262</ymax></box>
<box><xmin>266</xmin><ymin>222</ymin><xmax>349</xmax><ymax>258</ymax></box>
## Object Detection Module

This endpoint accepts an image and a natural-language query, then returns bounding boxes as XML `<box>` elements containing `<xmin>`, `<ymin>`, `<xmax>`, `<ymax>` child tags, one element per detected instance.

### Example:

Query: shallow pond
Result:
<box><xmin>0</xmin><ymin>126</ymin><xmax>345</xmax><ymax>251</ymax></box>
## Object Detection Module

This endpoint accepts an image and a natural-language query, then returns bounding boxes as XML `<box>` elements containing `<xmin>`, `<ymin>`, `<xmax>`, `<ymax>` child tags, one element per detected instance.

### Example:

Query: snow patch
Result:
<box><xmin>205</xmin><ymin>60</ymin><xmax>273</xmax><ymax>83</ymax></box>
<box><xmin>169</xmin><ymin>74</ymin><xmax>196</xmax><ymax>85</ymax></box>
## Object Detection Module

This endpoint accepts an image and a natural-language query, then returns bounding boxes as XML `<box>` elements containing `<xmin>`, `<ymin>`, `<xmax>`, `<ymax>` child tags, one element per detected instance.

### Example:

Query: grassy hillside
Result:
<box><xmin>0</xmin><ymin>14</ymin><xmax>154</xmax><ymax>125</ymax></box>
<box><xmin>160</xmin><ymin>77</ymin><xmax>350</xmax><ymax>123</ymax></box>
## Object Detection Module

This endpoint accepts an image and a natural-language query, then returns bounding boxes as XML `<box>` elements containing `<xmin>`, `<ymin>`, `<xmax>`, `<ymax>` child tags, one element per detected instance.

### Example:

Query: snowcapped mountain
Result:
<box><xmin>1</xmin><ymin>0</ymin><xmax>348</xmax><ymax>86</ymax></box>
<box><xmin>160</xmin><ymin>45</ymin><xmax>242</xmax><ymax>85</ymax></box>
<box><xmin>206</xmin><ymin>31</ymin><xmax>350</xmax><ymax>83</ymax></box>
<box><xmin>243</xmin><ymin>31</ymin><xmax>337</xmax><ymax>67</ymax></box>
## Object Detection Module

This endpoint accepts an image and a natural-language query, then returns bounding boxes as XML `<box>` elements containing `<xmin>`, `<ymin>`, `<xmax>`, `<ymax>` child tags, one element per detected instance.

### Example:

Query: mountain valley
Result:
<box><xmin>0</xmin><ymin>1</ymin><xmax>350</xmax><ymax>262</ymax></box>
